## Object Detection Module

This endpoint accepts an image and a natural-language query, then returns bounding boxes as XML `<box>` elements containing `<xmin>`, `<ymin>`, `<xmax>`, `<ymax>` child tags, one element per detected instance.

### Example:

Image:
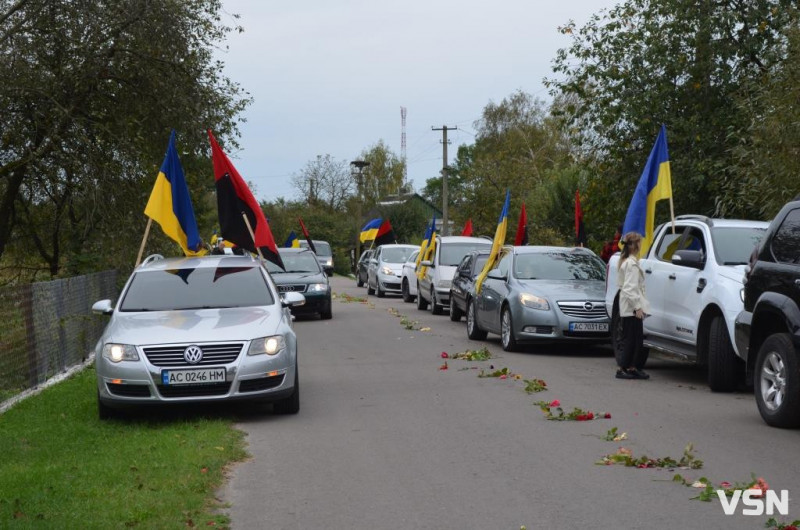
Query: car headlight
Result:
<box><xmin>248</xmin><ymin>335</ymin><xmax>286</xmax><ymax>356</ymax></box>
<box><xmin>324</xmin><ymin>259</ymin><xmax>333</xmax><ymax>266</ymax></box>
<box><xmin>437</xmin><ymin>279</ymin><xmax>451</xmax><ymax>289</ymax></box>
<box><xmin>102</xmin><ymin>343</ymin><xmax>139</xmax><ymax>363</ymax></box>
<box><xmin>307</xmin><ymin>283</ymin><xmax>328</xmax><ymax>292</ymax></box>
<box><xmin>380</xmin><ymin>266</ymin><xmax>393</xmax><ymax>275</ymax></box>
<box><xmin>519</xmin><ymin>293</ymin><xmax>550</xmax><ymax>310</ymax></box>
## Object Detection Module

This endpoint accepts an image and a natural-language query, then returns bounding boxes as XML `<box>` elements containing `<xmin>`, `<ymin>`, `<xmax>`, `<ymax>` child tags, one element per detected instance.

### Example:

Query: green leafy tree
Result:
<box><xmin>358</xmin><ymin>140</ymin><xmax>406</xmax><ymax>205</ymax></box>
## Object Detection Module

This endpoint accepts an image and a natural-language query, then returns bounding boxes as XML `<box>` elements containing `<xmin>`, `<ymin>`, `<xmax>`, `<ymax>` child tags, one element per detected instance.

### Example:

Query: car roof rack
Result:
<box><xmin>675</xmin><ymin>214</ymin><xmax>713</xmax><ymax>227</ymax></box>
<box><xmin>140</xmin><ymin>254</ymin><xmax>164</xmax><ymax>266</ymax></box>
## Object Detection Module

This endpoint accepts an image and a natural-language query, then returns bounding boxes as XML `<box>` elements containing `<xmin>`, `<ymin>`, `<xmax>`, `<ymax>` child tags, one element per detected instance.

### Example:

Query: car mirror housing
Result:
<box><xmin>421</xmin><ymin>260</ymin><xmax>433</xmax><ymax>268</ymax></box>
<box><xmin>92</xmin><ymin>299</ymin><xmax>114</xmax><ymax>315</ymax></box>
<box><xmin>671</xmin><ymin>249</ymin><xmax>705</xmax><ymax>270</ymax></box>
<box><xmin>281</xmin><ymin>291</ymin><xmax>306</xmax><ymax>307</ymax></box>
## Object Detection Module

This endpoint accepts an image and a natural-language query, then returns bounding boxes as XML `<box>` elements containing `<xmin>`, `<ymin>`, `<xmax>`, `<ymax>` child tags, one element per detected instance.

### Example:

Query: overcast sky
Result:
<box><xmin>216</xmin><ymin>1</ymin><xmax>619</xmax><ymax>202</ymax></box>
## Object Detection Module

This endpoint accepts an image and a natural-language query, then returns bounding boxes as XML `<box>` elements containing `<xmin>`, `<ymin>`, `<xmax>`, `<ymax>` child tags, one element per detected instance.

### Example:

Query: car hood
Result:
<box><xmin>270</xmin><ymin>272</ymin><xmax>327</xmax><ymax>284</ymax></box>
<box><xmin>717</xmin><ymin>265</ymin><xmax>747</xmax><ymax>284</ymax></box>
<box><xmin>515</xmin><ymin>279</ymin><xmax>606</xmax><ymax>300</ymax></box>
<box><xmin>105</xmin><ymin>307</ymin><xmax>279</xmax><ymax>345</ymax></box>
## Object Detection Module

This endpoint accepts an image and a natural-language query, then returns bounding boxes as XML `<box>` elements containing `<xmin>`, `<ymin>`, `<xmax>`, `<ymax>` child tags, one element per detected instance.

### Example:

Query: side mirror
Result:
<box><xmin>92</xmin><ymin>299</ymin><xmax>114</xmax><ymax>315</ymax></box>
<box><xmin>281</xmin><ymin>291</ymin><xmax>306</xmax><ymax>307</ymax></box>
<box><xmin>671</xmin><ymin>249</ymin><xmax>705</xmax><ymax>270</ymax></box>
<box><xmin>420</xmin><ymin>260</ymin><xmax>433</xmax><ymax>268</ymax></box>
<box><xmin>369</xmin><ymin>259</ymin><xmax>378</xmax><ymax>265</ymax></box>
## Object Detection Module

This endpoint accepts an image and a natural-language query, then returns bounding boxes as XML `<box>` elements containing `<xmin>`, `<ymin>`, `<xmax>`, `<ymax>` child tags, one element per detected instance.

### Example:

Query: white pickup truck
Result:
<box><xmin>605</xmin><ymin>215</ymin><xmax>768</xmax><ymax>391</ymax></box>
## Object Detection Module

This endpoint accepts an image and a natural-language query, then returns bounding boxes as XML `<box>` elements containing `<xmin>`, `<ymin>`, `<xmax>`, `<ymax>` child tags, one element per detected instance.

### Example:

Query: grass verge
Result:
<box><xmin>0</xmin><ymin>367</ymin><xmax>248</xmax><ymax>529</ymax></box>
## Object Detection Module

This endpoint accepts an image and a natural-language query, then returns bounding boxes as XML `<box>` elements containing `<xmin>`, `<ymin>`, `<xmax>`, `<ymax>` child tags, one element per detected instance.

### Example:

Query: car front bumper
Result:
<box><xmin>511</xmin><ymin>304</ymin><xmax>610</xmax><ymax>343</ymax></box>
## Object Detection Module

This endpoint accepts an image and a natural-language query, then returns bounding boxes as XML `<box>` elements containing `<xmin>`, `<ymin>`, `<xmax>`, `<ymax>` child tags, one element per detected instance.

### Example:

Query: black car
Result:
<box><xmin>734</xmin><ymin>199</ymin><xmax>800</xmax><ymax>427</ymax></box>
<box><xmin>356</xmin><ymin>249</ymin><xmax>373</xmax><ymax>287</ymax></box>
<box><xmin>448</xmin><ymin>250</ymin><xmax>490</xmax><ymax>322</ymax></box>
<box><xmin>266</xmin><ymin>248</ymin><xmax>332</xmax><ymax>319</ymax></box>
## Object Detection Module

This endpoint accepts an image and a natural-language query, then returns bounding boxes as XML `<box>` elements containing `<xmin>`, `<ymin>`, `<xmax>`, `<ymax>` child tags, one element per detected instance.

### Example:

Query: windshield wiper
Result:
<box><xmin>723</xmin><ymin>261</ymin><xmax>748</xmax><ymax>265</ymax></box>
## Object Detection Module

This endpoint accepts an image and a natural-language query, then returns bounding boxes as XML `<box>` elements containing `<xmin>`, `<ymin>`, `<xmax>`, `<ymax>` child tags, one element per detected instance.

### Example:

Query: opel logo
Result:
<box><xmin>584</xmin><ymin>301</ymin><xmax>594</xmax><ymax>311</ymax></box>
<box><xmin>184</xmin><ymin>345</ymin><xmax>203</xmax><ymax>364</ymax></box>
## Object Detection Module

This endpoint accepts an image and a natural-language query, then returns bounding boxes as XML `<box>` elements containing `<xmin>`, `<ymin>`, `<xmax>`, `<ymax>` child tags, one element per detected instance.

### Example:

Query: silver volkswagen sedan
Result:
<box><xmin>92</xmin><ymin>254</ymin><xmax>305</xmax><ymax>418</ymax></box>
<box><xmin>467</xmin><ymin>246</ymin><xmax>610</xmax><ymax>351</ymax></box>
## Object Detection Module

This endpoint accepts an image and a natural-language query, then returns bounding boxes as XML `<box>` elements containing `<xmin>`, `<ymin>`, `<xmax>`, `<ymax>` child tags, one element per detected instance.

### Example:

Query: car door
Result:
<box><xmin>368</xmin><ymin>247</ymin><xmax>381</xmax><ymax>288</ymax></box>
<box><xmin>660</xmin><ymin>226</ymin><xmax>706</xmax><ymax>345</ymax></box>
<box><xmin>419</xmin><ymin>237</ymin><xmax>437</xmax><ymax>300</ymax></box>
<box><xmin>451</xmin><ymin>255</ymin><xmax>473</xmax><ymax>312</ymax></box>
<box><xmin>478</xmin><ymin>252</ymin><xmax>512</xmax><ymax>333</ymax></box>
<box><xmin>641</xmin><ymin>224</ymin><xmax>687</xmax><ymax>337</ymax></box>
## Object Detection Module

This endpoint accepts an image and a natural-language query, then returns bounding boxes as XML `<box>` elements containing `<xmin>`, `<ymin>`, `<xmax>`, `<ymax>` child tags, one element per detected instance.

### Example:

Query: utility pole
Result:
<box><xmin>432</xmin><ymin>125</ymin><xmax>456</xmax><ymax>235</ymax></box>
<box><xmin>350</xmin><ymin>160</ymin><xmax>370</xmax><ymax>270</ymax></box>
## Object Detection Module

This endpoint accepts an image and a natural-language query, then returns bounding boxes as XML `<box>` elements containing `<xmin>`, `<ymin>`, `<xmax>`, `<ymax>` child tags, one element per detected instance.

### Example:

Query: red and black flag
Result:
<box><xmin>373</xmin><ymin>219</ymin><xmax>396</xmax><ymax>247</ymax></box>
<box><xmin>575</xmin><ymin>189</ymin><xmax>587</xmax><ymax>247</ymax></box>
<box><xmin>298</xmin><ymin>217</ymin><xmax>317</xmax><ymax>254</ymax></box>
<box><xmin>461</xmin><ymin>218</ymin><xmax>473</xmax><ymax>237</ymax></box>
<box><xmin>514</xmin><ymin>203</ymin><xmax>528</xmax><ymax>246</ymax></box>
<box><xmin>208</xmin><ymin>130</ymin><xmax>284</xmax><ymax>270</ymax></box>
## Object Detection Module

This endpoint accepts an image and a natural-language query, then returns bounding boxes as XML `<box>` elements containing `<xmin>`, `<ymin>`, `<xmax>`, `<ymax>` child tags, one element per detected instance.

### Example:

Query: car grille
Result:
<box><xmin>142</xmin><ymin>343</ymin><xmax>244</xmax><ymax>367</ymax></box>
<box><xmin>277</xmin><ymin>284</ymin><xmax>307</xmax><ymax>293</ymax></box>
<box><xmin>239</xmin><ymin>374</ymin><xmax>285</xmax><ymax>393</ymax></box>
<box><xmin>557</xmin><ymin>301</ymin><xmax>607</xmax><ymax>319</ymax></box>
<box><xmin>156</xmin><ymin>382</ymin><xmax>231</xmax><ymax>398</ymax></box>
<box><xmin>107</xmin><ymin>383</ymin><xmax>151</xmax><ymax>397</ymax></box>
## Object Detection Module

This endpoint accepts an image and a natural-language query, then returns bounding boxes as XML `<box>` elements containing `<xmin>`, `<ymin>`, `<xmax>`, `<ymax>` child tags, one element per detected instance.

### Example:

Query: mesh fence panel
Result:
<box><xmin>0</xmin><ymin>270</ymin><xmax>118</xmax><ymax>402</ymax></box>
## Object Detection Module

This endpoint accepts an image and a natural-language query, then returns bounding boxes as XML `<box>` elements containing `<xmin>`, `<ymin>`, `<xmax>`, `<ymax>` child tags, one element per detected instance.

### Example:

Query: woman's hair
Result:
<box><xmin>618</xmin><ymin>231</ymin><xmax>643</xmax><ymax>268</ymax></box>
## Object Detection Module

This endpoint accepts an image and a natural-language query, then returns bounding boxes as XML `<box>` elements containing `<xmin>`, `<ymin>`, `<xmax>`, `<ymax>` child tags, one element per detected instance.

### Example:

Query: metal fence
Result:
<box><xmin>0</xmin><ymin>270</ymin><xmax>118</xmax><ymax>403</ymax></box>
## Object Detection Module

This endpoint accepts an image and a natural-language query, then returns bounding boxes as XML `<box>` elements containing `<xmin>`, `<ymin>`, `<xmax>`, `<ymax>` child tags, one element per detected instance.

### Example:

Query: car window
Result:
<box><xmin>439</xmin><ymin>242</ymin><xmax>492</xmax><ymax>266</ymax></box>
<box><xmin>456</xmin><ymin>255</ymin><xmax>471</xmax><ymax>275</ymax></box>
<box><xmin>382</xmin><ymin>247</ymin><xmax>416</xmax><ymax>263</ymax></box>
<box><xmin>654</xmin><ymin>226</ymin><xmax>688</xmax><ymax>262</ymax></box>
<box><xmin>513</xmin><ymin>251</ymin><xmax>605</xmax><ymax>281</ymax></box>
<box><xmin>120</xmin><ymin>266</ymin><xmax>274</xmax><ymax>311</ymax></box>
<box><xmin>299</xmin><ymin>240</ymin><xmax>332</xmax><ymax>256</ymax></box>
<box><xmin>711</xmin><ymin>226</ymin><xmax>766</xmax><ymax>265</ymax></box>
<box><xmin>473</xmin><ymin>254</ymin><xmax>489</xmax><ymax>276</ymax></box>
<box><xmin>407</xmin><ymin>250</ymin><xmax>419</xmax><ymax>264</ymax></box>
<box><xmin>495</xmin><ymin>252</ymin><xmax>512</xmax><ymax>278</ymax></box>
<box><xmin>268</xmin><ymin>252</ymin><xmax>321</xmax><ymax>273</ymax></box>
<box><xmin>770</xmin><ymin>208</ymin><xmax>800</xmax><ymax>264</ymax></box>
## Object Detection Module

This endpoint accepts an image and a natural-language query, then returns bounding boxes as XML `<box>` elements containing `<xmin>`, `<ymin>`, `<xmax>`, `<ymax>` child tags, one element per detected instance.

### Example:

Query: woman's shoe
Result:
<box><xmin>632</xmin><ymin>368</ymin><xmax>650</xmax><ymax>379</ymax></box>
<box><xmin>616</xmin><ymin>369</ymin><xmax>635</xmax><ymax>379</ymax></box>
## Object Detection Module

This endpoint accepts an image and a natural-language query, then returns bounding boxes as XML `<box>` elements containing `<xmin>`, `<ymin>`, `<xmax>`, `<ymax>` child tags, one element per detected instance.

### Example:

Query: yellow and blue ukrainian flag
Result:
<box><xmin>360</xmin><ymin>218</ymin><xmax>382</xmax><ymax>243</ymax></box>
<box><xmin>621</xmin><ymin>124</ymin><xmax>673</xmax><ymax>257</ymax></box>
<box><xmin>416</xmin><ymin>214</ymin><xmax>437</xmax><ymax>279</ymax></box>
<box><xmin>144</xmin><ymin>130</ymin><xmax>205</xmax><ymax>256</ymax></box>
<box><xmin>475</xmin><ymin>190</ymin><xmax>510</xmax><ymax>293</ymax></box>
<box><xmin>284</xmin><ymin>231</ymin><xmax>300</xmax><ymax>248</ymax></box>
<box><xmin>415</xmin><ymin>214</ymin><xmax>436</xmax><ymax>269</ymax></box>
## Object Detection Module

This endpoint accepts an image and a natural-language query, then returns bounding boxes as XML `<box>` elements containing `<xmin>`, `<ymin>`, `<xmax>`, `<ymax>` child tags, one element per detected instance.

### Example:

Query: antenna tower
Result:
<box><xmin>400</xmin><ymin>106</ymin><xmax>407</xmax><ymax>188</ymax></box>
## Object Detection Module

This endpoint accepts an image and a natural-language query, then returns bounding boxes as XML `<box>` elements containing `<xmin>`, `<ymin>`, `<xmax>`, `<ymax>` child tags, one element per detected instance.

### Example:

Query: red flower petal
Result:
<box><xmin>441</xmin><ymin>352</ymin><xmax>449</xmax><ymax>358</ymax></box>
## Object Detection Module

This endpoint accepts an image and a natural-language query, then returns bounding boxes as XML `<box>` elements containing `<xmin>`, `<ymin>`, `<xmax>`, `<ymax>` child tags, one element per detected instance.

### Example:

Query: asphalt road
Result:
<box><xmin>222</xmin><ymin>275</ymin><xmax>799</xmax><ymax>530</ymax></box>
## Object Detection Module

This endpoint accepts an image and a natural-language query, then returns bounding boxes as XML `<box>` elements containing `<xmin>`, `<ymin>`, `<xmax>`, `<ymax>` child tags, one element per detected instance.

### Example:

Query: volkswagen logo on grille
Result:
<box><xmin>183</xmin><ymin>345</ymin><xmax>203</xmax><ymax>364</ymax></box>
<box><xmin>584</xmin><ymin>301</ymin><xmax>594</xmax><ymax>311</ymax></box>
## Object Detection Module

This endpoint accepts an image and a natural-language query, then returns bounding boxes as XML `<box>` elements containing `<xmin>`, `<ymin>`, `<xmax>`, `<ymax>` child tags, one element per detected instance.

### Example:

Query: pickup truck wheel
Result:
<box><xmin>449</xmin><ymin>294</ymin><xmax>463</xmax><ymax>321</ymax></box>
<box><xmin>402</xmin><ymin>279</ymin><xmax>414</xmax><ymax>303</ymax></box>
<box><xmin>467</xmin><ymin>299</ymin><xmax>487</xmax><ymax>340</ymax></box>
<box><xmin>708</xmin><ymin>315</ymin><xmax>742</xmax><ymax>392</ymax></box>
<box><xmin>755</xmin><ymin>333</ymin><xmax>800</xmax><ymax>428</ymax></box>
<box><xmin>431</xmin><ymin>288</ymin><xmax>444</xmax><ymax>315</ymax></box>
<box><xmin>416</xmin><ymin>283</ymin><xmax>428</xmax><ymax>310</ymax></box>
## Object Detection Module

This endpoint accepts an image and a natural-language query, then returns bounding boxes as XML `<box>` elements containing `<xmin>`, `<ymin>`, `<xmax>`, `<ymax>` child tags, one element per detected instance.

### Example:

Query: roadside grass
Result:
<box><xmin>0</xmin><ymin>367</ymin><xmax>248</xmax><ymax>529</ymax></box>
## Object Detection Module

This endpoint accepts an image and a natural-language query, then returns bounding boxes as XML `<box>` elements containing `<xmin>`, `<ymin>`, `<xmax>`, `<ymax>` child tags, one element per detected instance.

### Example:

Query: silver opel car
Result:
<box><xmin>468</xmin><ymin>246</ymin><xmax>610</xmax><ymax>351</ymax></box>
<box><xmin>92</xmin><ymin>254</ymin><xmax>305</xmax><ymax>419</ymax></box>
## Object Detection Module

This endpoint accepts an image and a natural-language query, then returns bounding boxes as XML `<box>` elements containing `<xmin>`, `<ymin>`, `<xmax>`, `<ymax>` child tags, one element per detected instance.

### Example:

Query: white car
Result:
<box><xmin>367</xmin><ymin>244</ymin><xmax>419</xmax><ymax>297</ymax></box>
<box><xmin>401</xmin><ymin>249</ymin><xmax>420</xmax><ymax>302</ymax></box>
<box><xmin>605</xmin><ymin>216</ymin><xmax>768</xmax><ymax>391</ymax></box>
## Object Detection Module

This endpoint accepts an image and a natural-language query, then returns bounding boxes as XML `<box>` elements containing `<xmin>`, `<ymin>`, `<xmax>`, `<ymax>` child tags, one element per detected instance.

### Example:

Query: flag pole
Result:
<box><xmin>135</xmin><ymin>218</ymin><xmax>153</xmax><ymax>267</ymax></box>
<box><xmin>669</xmin><ymin>195</ymin><xmax>676</xmax><ymax>234</ymax></box>
<box><xmin>241</xmin><ymin>212</ymin><xmax>265</xmax><ymax>261</ymax></box>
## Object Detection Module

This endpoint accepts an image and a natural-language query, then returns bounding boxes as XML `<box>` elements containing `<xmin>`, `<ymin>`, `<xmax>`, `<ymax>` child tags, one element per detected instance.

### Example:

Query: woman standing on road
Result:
<box><xmin>616</xmin><ymin>232</ymin><xmax>651</xmax><ymax>380</ymax></box>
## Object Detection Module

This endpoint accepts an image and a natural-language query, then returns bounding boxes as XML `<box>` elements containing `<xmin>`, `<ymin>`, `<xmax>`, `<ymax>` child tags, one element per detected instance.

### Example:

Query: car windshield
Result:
<box><xmin>268</xmin><ymin>252</ymin><xmax>322</xmax><ymax>274</ymax></box>
<box><xmin>300</xmin><ymin>240</ymin><xmax>331</xmax><ymax>256</ymax></box>
<box><xmin>119</xmin><ymin>266</ymin><xmax>274</xmax><ymax>311</ymax></box>
<box><xmin>712</xmin><ymin>227</ymin><xmax>767</xmax><ymax>265</ymax></box>
<box><xmin>514</xmin><ymin>252</ymin><xmax>606</xmax><ymax>281</ymax></box>
<box><xmin>440</xmin><ymin>242</ymin><xmax>492</xmax><ymax>266</ymax></box>
<box><xmin>381</xmin><ymin>247</ymin><xmax>416</xmax><ymax>263</ymax></box>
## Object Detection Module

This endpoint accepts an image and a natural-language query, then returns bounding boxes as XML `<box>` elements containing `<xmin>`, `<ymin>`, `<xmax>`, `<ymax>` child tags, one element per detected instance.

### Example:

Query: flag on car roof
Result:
<box><xmin>208</xmin><ymin>129</ymin><xmax>284</xmax><ymax>270</ymax></box>
<box><xmin>415</xmin><ymin>214</ymin><xmax>436</xmax><ymax>270</ymax></box>
<box><xmin>360</xmin><ymin>218</ymin><xmax>382</xmax><ymax>243</ymax></box>
<box><xmin>298</xmin><ymin>217</ymin><xmax>317</xmax><ymax>254</ymax></box>
<box><xmin>461</xmin><ymin>218</ymin><xmax>473</xmax><ymax>237</ymax></box>
<box><xmin>621</xmin><ymin>124</ymin><xmax>673</xmax><ymax>256</ymax></box>
<box><xmin>144</xmin><ymin>130</ymin><xmax>206</xmax><ymax>256</ymax></box>
<box><xmin>284</xmin><ymin>231</ymin><xmax>300</xmax><ymax>248</ymax></box>
<box><xmin>575</xmin><ymin>190</ymin><xmax>587</xmax><ymax>247</ymax></box>
<box><xmin>373</xmin><ymin>219</ymin><xmax>396</xmax><ymax>247</ymax></box>
<box><xmin>475</xmin><ymin>190</ymin><xmax>510</xmax><ymax>293</ymax></box>
<box><xmin>514</xmin><ymin>203</ymin><xmax>528</xmax><ymax>246</ymax></box>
